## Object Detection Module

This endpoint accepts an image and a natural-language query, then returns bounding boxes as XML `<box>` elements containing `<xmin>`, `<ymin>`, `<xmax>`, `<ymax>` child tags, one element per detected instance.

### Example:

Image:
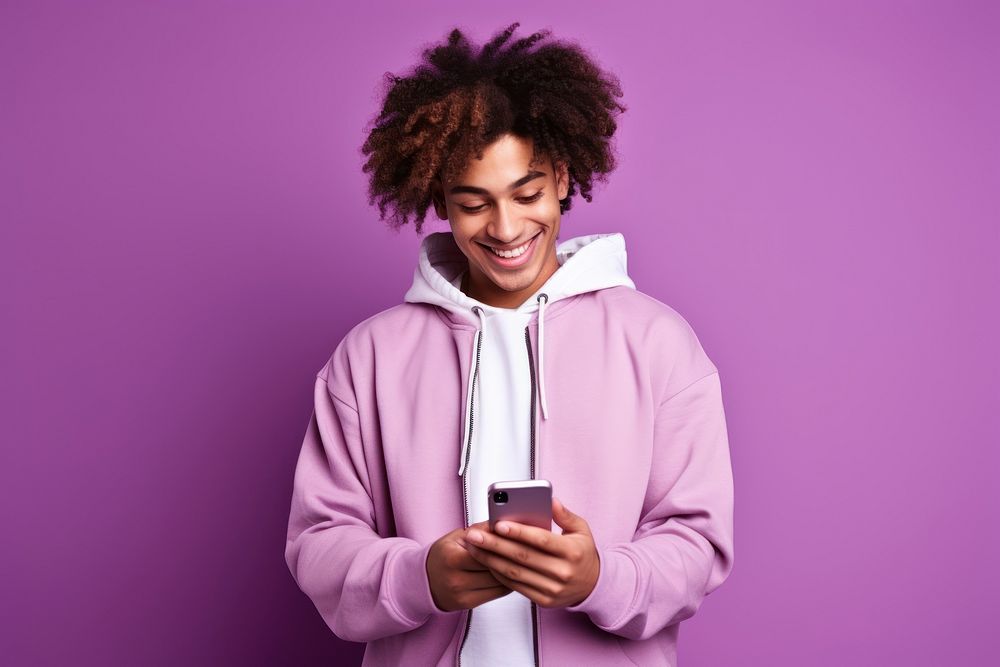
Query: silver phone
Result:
<box><xmin>487</xmin><ymin>479</ymin><xmax>553</xmax><ymax>532</ymax></box>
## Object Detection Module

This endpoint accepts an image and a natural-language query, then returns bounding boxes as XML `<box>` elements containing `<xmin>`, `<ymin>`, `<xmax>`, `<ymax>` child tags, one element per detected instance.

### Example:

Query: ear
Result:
<box><xmin>430</xmin><ymin>175</ymin><xmax>449</xmax><ymax>221</ymax></box>
<box><xmin>554</xmin><ymin>159</ymin><xmax>570</xmax><ymax>201</ymax></box>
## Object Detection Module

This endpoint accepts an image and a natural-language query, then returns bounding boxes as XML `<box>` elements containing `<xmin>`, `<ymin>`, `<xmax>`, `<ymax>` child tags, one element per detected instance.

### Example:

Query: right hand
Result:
<box><xmin>426</xmin><ymin>521</ymin><xmax>512</xmax><ymax>612</ymax></box>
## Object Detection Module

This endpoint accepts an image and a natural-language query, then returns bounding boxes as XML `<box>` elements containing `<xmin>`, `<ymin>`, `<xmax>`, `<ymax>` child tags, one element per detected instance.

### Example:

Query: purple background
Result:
<box><xmin>3</xmin><ymin>1</ymin><xmax>997</xmax><ymax>665</ymax></box>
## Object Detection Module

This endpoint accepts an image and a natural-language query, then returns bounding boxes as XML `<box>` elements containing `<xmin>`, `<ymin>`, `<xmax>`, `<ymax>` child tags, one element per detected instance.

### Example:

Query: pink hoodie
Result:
<box><xmin>284</xmin><ymin>231</ymin><xmax>735</xmax><ymax>666</ymax></box>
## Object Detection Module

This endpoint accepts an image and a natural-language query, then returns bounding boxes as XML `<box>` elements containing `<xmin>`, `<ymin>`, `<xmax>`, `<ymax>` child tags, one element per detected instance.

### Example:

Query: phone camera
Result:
<box><xmin>492</xmin><ymin>491</ymin><xmax>508</xmax><ymax>505</ymax></box>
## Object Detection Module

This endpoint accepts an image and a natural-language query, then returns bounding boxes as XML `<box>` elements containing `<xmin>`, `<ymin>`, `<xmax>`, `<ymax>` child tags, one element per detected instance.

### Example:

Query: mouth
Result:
<box><xmin>478</xmin><ymin>232</ymin><xmax>541</xmax><ymax>269</ymax></box>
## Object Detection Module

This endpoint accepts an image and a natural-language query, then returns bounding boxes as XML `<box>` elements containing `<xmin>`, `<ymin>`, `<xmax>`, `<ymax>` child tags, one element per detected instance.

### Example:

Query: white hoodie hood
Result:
<box><xmin>403</xmin><ymin>230</ymin><xmax>636</xmax><ymax>474</ymax></box>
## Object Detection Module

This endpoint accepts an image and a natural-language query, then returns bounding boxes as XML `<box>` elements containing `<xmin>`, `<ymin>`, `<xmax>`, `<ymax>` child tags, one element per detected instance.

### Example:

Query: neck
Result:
<box><xmin>462</xmin><ymin>251</ymin><xmax>559</xmax><ymax>309</ymax></box>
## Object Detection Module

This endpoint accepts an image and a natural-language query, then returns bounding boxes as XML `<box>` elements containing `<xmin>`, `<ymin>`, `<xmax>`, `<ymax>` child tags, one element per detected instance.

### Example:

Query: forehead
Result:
<box><xmin>448</xmin><ymin>134</ymin><xmax>550</xmax><ymax>186</ymax></box>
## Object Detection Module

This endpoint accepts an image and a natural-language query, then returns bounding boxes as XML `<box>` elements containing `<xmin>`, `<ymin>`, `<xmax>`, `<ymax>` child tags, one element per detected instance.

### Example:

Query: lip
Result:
<box><xmin>480</xmin><ymin>232</ymin><xmax>540</xmax><ymax>269</ymax></box>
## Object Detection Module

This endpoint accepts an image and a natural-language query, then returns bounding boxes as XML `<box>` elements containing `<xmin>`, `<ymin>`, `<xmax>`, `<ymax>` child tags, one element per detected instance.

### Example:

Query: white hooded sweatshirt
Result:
<box><xmin>402</xmin><ymin>230</ymin><xmax>636</xmax><ymax>666</ymax></box>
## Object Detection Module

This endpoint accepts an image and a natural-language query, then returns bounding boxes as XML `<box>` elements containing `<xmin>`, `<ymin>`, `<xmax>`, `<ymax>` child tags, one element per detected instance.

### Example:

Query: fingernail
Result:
<box><xmin>497</xmin><ymin>522</ymin><xmax>510</xmax><ymax>535</ymax></box>
<box><xmin>467</xmin><ymin>529</ymin><xmax>484</xmax><ymax>544</ymax></box>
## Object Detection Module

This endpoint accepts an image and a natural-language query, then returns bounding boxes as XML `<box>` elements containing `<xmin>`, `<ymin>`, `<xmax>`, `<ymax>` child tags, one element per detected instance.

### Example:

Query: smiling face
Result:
<box><xmin>430</xmin><ymin>133</ymin><xmax>570</xmax><ymax>309</ymax></box>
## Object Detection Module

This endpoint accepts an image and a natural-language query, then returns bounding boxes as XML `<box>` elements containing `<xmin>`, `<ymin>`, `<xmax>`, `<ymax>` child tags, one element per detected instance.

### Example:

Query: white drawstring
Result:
<box><xmin>458</xmin><ymin>306</ymin><xmax>487</xmax><ymax>476</ymax></box>
<box><xmin>537</xmin><ymin>293</ymin><xmax>549</xmax><ymax>420</ymax></box>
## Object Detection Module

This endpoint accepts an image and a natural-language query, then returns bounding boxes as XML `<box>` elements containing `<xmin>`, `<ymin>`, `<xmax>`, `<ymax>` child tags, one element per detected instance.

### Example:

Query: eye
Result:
<box><xmin>519</xmin><ymin>191</ymin><xmax>544</xmax><ymax>204</ymax></box>
<box><xmin>457</xmin><ymin>191</ymin><xmax>544</xmax><ymax>214</ymax></box>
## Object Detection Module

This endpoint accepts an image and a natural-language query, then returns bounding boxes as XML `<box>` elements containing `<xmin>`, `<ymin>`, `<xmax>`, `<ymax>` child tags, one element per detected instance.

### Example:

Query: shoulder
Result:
<box><xmin>317</xmin><ymin>302</ymin><xmax>436</xmax><ymax>384</ymax></box>
<box><xmin>342</xmin><ymin>302</ymin><xmax>431</xmax><ymax>346</ymax></box>
<box><xmin>313</xmin><ymin>305</ymin><xmax>396</xmax><ymax>386</ymax></box>
<box><xmin>595</xmin><ymin>286</ymin><xmax>708</xmax><ymax>344</ymax></box>
<box><xmin>593</xmin><ymin>286</ymin><xmax>720</xmax><ymax>399</ymax></box>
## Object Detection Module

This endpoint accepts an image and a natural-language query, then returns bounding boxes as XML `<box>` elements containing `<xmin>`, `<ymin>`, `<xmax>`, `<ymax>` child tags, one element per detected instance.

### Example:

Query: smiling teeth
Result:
<box><xmin>488</xmin><ymin>238</ymin><xmax>533</xmax><ymax>258</ymax></box>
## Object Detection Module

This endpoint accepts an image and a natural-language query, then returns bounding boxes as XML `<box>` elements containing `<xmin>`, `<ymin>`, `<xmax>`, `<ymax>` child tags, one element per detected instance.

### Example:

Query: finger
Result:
<box><xmin>454</xmin><ymin>521</ymin><xmax>492</xmax><ymax>545</ymax></box>
<box><xmin>551</xmin><ymin>496</ymin><xmax>590</xmax><ymax>535</ymax></box>
<box><xmin>465</xmin><ymin>543</ymin><xmax>562</xmax><ymax>598</ymax></box>
<box><xmin>489</xmin><ymin>567</ymin><xmax>555</xmax><ymax>606</ymax></box>
<box><xmin>492</xmin><ymin>520</ymin><xmax>567</xmax><ymax>558</ymax></box>
<box><xmin>452</xmin><ymin>528</ymin><xmax>495</xmax><ymax>569</ymax></box>
<box><xmin>464</xmin><ymin>530</ymin><xmax>569</xmax><ymax>582</ymax></box>
<box><xmin>463</xmin><ymin>585</ymin><xmax>512</xmax><ymax>608</ymax></box>
<box><xmin>454</xmin><ymin>547</ymin><xmax>497</xmax><ymax>572</ymax></box>
<box><xmin>463</xmin><ymin>569</ymin><xmax>508</xmax><ymax>590</ymax></box>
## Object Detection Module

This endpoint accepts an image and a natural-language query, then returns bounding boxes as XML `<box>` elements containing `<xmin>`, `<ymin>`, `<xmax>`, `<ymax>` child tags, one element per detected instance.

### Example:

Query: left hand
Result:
<box><xmin>462</xmin><ymin>496</ymin><xmax>600</xmax><ymax>608</ymax></box>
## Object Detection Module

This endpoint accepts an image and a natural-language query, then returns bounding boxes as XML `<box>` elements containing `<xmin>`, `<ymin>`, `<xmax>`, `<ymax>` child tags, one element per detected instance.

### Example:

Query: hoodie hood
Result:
<box><xmin>404</xmin><ymin>231</ymin><xmax>636</xmax><ymax>472</ymax></box>
<box><xmin>403</xmin><ymin>231</ymin><xmax>636</xmax><ymax>325</ymax></box>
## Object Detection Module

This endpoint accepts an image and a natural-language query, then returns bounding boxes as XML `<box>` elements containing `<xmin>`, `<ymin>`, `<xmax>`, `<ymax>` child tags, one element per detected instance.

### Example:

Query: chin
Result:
<box><xmin>491</xmin><ymin>271</ymin><xmax>539</xmax><ymax>293</ymax></box>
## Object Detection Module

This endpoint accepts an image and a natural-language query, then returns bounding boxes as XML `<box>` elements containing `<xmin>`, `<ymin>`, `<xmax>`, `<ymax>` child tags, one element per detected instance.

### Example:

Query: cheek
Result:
<box><xmin>538</xmin><ymin>197</ymin><xmax>562</xmax><ymax>219</ymax></box>
<box><xmin>448</xmin><ymin>220</ymin><xmax>475</xmax><ymax>245</ymax></box>
<box><xmin>449</xmin><ymin>226</ymin><xmax>482</xmax><ymax>260</ymax></box>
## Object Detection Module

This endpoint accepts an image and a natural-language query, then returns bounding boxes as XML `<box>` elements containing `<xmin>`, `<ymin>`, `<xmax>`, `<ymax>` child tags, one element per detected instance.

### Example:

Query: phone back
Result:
<box><xmin>487</xmin><ymin>479</ymin><xmax>552</xmax><ymax>532</ymax></box>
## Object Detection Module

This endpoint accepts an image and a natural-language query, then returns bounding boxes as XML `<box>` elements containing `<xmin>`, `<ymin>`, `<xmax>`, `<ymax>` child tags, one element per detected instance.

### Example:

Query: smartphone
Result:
<box><xmin>487</xmin><ymin>479</ymin><xmax>553</xmax><ymax>532</ymax></box>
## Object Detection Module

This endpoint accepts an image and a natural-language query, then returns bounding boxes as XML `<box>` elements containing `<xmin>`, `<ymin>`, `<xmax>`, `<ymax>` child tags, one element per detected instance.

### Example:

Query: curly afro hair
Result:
<box><xmin>360</xmin><ymin>22</ymin><xmax>627</xmax><ymax>234</ymax></box>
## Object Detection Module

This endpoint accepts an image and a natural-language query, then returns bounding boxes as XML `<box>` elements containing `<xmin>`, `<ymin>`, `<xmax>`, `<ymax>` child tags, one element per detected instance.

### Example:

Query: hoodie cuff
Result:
<box><xmin>388</xmin><ymin>540</ymin><xmax>446</xmax><ymax>625</ymax></box>
<box><xmin>565</xmin><ymin>546</ymin><xmax>639</xmax><ymax>629</ymax></box>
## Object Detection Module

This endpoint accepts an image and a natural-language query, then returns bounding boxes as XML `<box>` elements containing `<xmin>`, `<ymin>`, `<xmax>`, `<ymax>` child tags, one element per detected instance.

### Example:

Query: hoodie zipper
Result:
<box><xmin>524</xmin><ymin>325</ymin><xmax>541</xmax><ymax>667</ymax></box>
<box><xmin>456</xmin><ymin>327</ymin><xmax>482</xmax><ymax>667</ymax></box>
<box><xmin>454</xmin><ymin>325</ymin><xmax>542</xmax><ymax>667</ymax></box>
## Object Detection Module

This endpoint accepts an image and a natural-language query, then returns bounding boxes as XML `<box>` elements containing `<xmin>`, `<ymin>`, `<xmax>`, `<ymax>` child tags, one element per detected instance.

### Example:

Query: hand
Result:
<box><xmin>462</xmin><ymin>497</ymin><xmax>600</xmax><ymax>608</ymax></box>
<box><xmin>426</xmin><ymin>521</ymin><xmax>513</xmax><ymax>612</ymax></box>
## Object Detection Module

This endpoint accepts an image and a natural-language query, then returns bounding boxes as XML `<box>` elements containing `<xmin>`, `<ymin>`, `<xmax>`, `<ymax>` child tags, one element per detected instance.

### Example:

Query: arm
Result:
<box><xmin>566</xmin><ymin>370</ymin><xmax>736</xmax><ymax>640</ymax></box>
<box><xmin>284</xmin><ymin>372</ymin><xmax>443</xmax><ymax>643</ymax></box>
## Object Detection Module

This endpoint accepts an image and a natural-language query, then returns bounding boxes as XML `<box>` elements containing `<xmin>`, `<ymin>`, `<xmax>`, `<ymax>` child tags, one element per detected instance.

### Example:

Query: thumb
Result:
<box><xmin>552</xmin><ymin>497</ymin><xmax>588</xmax><ymax>534</ymax></box>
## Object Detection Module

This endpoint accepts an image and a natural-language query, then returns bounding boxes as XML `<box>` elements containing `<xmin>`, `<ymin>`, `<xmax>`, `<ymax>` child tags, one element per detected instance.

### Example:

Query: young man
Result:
<box><xmin>285</xmin><ymin>23</ymin><xmax>735</xmax><ymax>666</ymax></box>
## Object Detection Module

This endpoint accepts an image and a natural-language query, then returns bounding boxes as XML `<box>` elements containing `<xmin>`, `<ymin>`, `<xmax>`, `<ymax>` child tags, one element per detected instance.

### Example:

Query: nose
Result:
<box><xmin>486</xmin><ymin>201</ymin><xmax>524</xmax><ymax>243</ymax></box>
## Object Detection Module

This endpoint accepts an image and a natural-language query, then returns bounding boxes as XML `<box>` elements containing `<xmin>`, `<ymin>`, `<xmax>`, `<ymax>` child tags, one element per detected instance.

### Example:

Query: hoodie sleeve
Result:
<box><xmin>284</xmin><ymin>370</ymin><xmax>444</xmax><ymax>643</ymax></box>
<box><xmin>565</xmin><ymin>369</ymin><xmax>735</xmax><ymax>641</ymax></box>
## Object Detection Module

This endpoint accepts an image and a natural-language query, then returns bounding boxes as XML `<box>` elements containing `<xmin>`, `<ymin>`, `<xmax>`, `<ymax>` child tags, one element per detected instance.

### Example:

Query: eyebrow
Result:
<box><xmin>448</xmin><ymin>170</ymin><xmax>546</xmax><ymax>196</ymax></box>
